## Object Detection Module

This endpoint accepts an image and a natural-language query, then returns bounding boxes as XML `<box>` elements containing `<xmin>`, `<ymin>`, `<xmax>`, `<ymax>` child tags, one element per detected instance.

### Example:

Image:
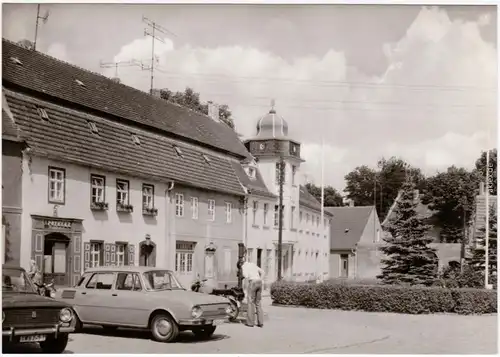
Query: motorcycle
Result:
<box><xmin>37</xmin><ymin>280</ymin><xmax>57</xmax><ymax>298</ymax></box>
<box><xmin>191</xmin><ymin>278</ymin><xmax>244</xmax><ymax>322</ymax></box>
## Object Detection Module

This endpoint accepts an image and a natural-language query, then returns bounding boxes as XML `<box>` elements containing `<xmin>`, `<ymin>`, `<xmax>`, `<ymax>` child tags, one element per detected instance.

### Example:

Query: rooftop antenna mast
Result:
<box><xmin>142</xmin><ymin>16</ymin><xmax>176</xmax><ymax>95</ymax></box>
<box><xmin>99</xmin><ymin>60</ymin><xmax>144</xmax><ymax>78</ymax></box>
<box><xmin>34</xmin><ymin>4</ymin><xmax>50</xmax><ymax>51</ymax></box>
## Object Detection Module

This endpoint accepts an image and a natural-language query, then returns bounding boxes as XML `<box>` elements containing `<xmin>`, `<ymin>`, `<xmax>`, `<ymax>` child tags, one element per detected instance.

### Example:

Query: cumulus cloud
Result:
<box><xmin>29</xmin><ymin>6</ymin><xmax>496</xmax><ymax>191</ymax></box>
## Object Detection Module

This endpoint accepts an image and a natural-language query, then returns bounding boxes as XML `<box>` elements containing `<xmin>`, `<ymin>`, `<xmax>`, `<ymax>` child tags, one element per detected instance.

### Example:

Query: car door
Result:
<box><xmin>110</xmin><ymin>272</ymin><xmax>148</xmax><ymax>327</ymax></box>
<box><xmin>78</xmin><ymin>271</ymin><xmax>117</xmax><ymax>324</ymax></box>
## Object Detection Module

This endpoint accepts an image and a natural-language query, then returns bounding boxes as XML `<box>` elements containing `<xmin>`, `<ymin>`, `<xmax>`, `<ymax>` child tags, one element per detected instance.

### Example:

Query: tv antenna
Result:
<box><xmin>99</xmin><ymin>59</ymin><xmax>145</xmax><ymax>78</ymax></box>
<box><xmin>142</xmin><ymin>16</ymin><xmax>177</xmax><ymax>94</ymax></box>
<box><xmin>34</xmin><ymin>4</ymin><xmax>50</xmax><ymax>51</ymax></box>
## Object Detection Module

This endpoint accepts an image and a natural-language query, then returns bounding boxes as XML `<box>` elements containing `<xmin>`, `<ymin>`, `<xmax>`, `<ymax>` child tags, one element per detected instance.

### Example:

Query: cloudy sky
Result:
<box><xmin>3</xmin><ymin>4</ymin><xmax>497</xmax><ymax>191</ymax></box>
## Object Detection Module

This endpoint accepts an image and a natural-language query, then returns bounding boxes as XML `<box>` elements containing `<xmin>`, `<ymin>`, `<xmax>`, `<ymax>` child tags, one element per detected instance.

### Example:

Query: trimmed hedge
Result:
<box><xmin>270</xmin><ymin>281</ymin><xmax>497</xmax><ymax>315</ymax></box>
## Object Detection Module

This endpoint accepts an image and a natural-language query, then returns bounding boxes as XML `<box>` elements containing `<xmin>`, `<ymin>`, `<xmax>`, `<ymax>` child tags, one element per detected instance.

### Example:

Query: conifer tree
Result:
<box><xmin>377</xmin><ymin>178</ymin><xmax>439</xmax><ymax>286</ymax></box>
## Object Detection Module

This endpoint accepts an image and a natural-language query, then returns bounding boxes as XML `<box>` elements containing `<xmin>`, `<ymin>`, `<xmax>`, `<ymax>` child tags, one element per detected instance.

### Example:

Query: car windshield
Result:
<box><xmin>142</xmin><ymin>270</ymin><xmax>184</xmax><ymax>291</ymax></box>
<box><xmin>2</xmin><ymin>268</ymin><xmax>37</xmax><ymax>294</ymax></box>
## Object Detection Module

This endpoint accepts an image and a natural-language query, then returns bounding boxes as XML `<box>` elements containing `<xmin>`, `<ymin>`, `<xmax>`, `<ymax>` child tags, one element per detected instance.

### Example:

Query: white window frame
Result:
<box><xmin>191</xmin><ymin>197</ymin><xmax>199</xmax><ymax>219</ymax></box>
<box><xmin>208</xmin><ymin>199</ymin><xmax>215</xmax><ymax>221</ymax></box>
<box><xmin>48</xmin><ymin>167</ymin><xmax>65</xmax><ymax>203</ymax></box>
<box><xmin>91</xmin><ymin>175</ymin><xmax>105</xmax><ymax>204</ymax></box>
<box><xmin>252</xmin><ymin>201</ymin><xmax>258</xmax><ymax>225</ymax></box>
<box><xmin>90</xmin><ymin>242</ymin><xmax>102</xmax><ymax>268</ymax></box>
<box><xmin>116</xmin><ymin>180</ymin><xmax>129</xmax><ymax>205</ymax></box>
<box><xmin>175</xmin><ymin>193</ymin><xmax>184</xmax><ymax>217</ymax></box>
<box><xmin>292</xmin><ymin>165</ymin><xmax>297</xmax><ymax>185</ymax></box>
<box><xmin>263</xmin><ymin>203</ymin><xmax>268</xmax><ymax>226</ymax></box>
<box><xmin>142</xmin><ymin>184</ymin><xmax>154</xmax><ymax>209</ymax></box>
<box><xmin>175</xmin><ymin>242</ymin><xmax>195</xmax><ymax>274</ymax></box>
<box><xmin>225</xmin><ymin>202</ymin><xmax>232</xmax><ymax>223</ymax></box>
<box><xmin>116</xmin><ymin>244</ymin><xmax>126</xmax><ymax>266</ymax></box>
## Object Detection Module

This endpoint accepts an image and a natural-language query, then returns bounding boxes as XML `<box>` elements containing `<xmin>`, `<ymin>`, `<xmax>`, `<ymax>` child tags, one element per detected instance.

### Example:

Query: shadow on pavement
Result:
<box><xmin>80</xmin><ymin>326</ymin><xmax>230</xmax><ymax>344</ymax></box>
<box><xmin>2</xmin><ymin>343</ymin><xmax>75</xmax><ymax>354</ymax></box>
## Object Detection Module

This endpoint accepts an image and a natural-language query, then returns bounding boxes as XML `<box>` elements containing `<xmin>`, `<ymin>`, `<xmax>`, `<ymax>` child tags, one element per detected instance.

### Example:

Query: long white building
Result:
<box><xmin>240</xmin><ymin>105</ymin><xmax>332</xmax><ymax>286</ymax></box>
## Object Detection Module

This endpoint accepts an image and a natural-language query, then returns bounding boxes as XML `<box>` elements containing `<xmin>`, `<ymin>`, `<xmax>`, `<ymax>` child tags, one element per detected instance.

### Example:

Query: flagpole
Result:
<box><xmin>320</xmin><ymin>117</ymin><xmax>325</xmax><ymax>282</ymax></box>
<box><xmin>484</xmin><ymin>148</ymin><xmax>490</xmax><ymax>289</ymax></box>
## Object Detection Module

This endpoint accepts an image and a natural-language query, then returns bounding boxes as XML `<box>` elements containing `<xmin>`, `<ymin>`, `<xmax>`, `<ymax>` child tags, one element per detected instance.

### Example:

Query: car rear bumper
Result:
<box><xmin>178</xmin><ymin>316</ymin><xmax>228</xmax><ymax>326</ymax></box>
<box><xmin>2</xmin><ymin>324</ymin><xmax>75</xmax><ymax>341</ymax></box>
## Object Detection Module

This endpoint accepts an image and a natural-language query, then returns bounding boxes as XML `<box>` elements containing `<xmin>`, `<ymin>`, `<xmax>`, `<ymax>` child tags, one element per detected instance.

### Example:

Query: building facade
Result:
<box><xmin>3</xmin><ymin>39</ymin><xmax>250</xmax><ymax>288</ymax></box>
<box><xmin>2</xmin><ymin>91</ymin><xmax>25</xmax><ymax>265</ymax></box>
<box><xmin>243</xmin><ymin>106</ymin><xmax>332</xmax><ymax>284</ymax></box>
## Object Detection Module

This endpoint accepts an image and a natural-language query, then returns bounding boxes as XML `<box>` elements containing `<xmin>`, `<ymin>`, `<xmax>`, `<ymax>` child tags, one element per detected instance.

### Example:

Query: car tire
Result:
<box><xmin>39</xmin><ymin>333</ymin><xmax>69</xmax><ymax>354</ymax></box>
<box><xmin>150</xmin><ymin>313</ymin><xmax>179</xmax><ymax>343</ymax></box>
<box><xmin>228</xmin><ymin>301</ymin><xmax>239</xmax><ymax>322</ymax></box>
<box><xmin>73</xmin><ymin>312</ymin><xmax>83</xmax><ymax>333</ymax></box>
<box><xmin>192</xmin><ymin>325</ymin><xmax>216</xmax><ymax>340</ymax></box>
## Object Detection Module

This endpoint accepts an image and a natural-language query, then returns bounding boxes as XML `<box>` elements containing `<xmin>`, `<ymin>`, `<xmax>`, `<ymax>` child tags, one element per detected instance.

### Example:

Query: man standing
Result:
<box><xmin>242</xmin><ymin>260</ymin><xmax>264</xmax><ymax>328</ymax></box>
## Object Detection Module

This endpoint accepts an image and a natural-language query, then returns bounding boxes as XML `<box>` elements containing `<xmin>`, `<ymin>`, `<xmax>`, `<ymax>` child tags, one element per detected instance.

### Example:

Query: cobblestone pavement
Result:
<box><xmin>4</xmin><ymin>300</ymin><xmax>497</xmax><ymax>354</ymax></box>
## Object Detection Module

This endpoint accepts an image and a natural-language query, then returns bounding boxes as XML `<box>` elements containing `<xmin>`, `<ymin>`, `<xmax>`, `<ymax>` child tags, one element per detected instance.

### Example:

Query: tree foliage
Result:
<box><xmin>377</xmin><ymin>179</ymin><xmax>438</xmax><ymax>286</ymax></box>
<box><xmin>344</xmin><ymin>157</ymin><xmax>425</xmax><ymax>222</ymax></box>
<box><xmin>474</xmin><ymin>148</ymin><xmax>497</xmax><ymax>195</ymax></box>
<box><xmin>422</xmin><ymin>166</ymin><xmax>479</xmax><ymax>243</ymax></box>
<box><xmin>305</xmin><ymin>183</ymin><xmax>344</xmax><ymax>207</ymax></box>
<box><xmin>159</xmin><ymin>87</ymin><xmax>235</xmax><ymax>130</ymax></box>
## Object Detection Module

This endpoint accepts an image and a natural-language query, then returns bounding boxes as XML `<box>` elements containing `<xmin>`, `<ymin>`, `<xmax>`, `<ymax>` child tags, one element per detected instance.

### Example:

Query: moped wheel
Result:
<box><xmin>228</xmin><ymin>300</ymin><xmax>239</xmax><ymax>322</ymax></box>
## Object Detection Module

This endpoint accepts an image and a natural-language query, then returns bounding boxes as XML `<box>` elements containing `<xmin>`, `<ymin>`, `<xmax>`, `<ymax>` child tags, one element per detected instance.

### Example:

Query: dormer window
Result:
<box><xmin>75</xmin><ymin>79</ymin><xmax>86</xmax><ymax>87</ymax></box>
<box><xmin>10</xmin><ymin>57</ymin><xmax>23</xmax><ymax>66</ymax></box>
<box><xmin>131</xmin><ymin>134</ymin><xmax>141</xmax><ymax>145</ymax></box>
<box><xmin>173</xmin><ymin>145</ymin><xmax>183</xmax><ymax>157</ymax></box>
<box><xmin>246</xmin><ymin>167</ymin><xmax>256</xmax><ymax>179</ymax></box>
<box><xmin>88</xmin><ymin>121</ymin><xmax>99</xmax><ymax>134</ymax></box>
<box><xmin>36</xmin><ymin>107</ymin><xmax>49</xmax><ymax>121</ymax></box>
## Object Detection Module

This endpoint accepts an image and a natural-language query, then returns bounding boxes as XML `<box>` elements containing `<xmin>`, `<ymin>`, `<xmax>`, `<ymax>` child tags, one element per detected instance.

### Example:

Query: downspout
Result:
<box><xmin>165</xmin><ymin>181</ymin><xmax>175</xmax><ymax>271</ymax></box>
<box><xmin>351</xmin><ymin>244</ymin><xmax>357</xmax><ymax>279</ymax></box>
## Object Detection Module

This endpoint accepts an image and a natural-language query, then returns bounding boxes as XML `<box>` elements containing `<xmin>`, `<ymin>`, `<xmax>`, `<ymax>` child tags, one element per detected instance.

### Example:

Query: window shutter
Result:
<box><xmin>72</xmin><ymin>234</ymin><xmax>82</xmax><ymax>286</ymax></box>
<box><xmin>104</xmin><ymin>243</ymin><xmax>112</xmax><ymax>266</ymax></box>
<box><xmin>32</xmin><ymin>232</ymin><xmax>44</xmax><ymax>273</ymax></box>
<box><xmin>111</xmin><ymin>244</ymin><xmax>116</xmax><ymax>266</ymax></box>
<box><xmin>128</xmin><ymin>244</ymin><xmax>135</xmax><ymax>266</ymax></box>
<box><xmin>84</xmin><ymin>242</ymin><xmax>90</xmax><ymax>271</ymax></box>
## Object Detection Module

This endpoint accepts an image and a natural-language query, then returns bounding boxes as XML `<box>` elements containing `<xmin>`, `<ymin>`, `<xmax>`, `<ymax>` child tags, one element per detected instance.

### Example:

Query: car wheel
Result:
<box><xmin>192</xmin><ymin>325</ymin><xmax>216</xmax><ymax>340</ymax></box>
<box><xmin>39</xmin><ymin>333</ymin><xmax>69</xmax><ymax>354</ymax></box>
<box><xmin>228</xmin><ymin>301</ymin><xmax>239</xmax><ymax>322</ymax></box>
<box><xmin>150</xmin><ymin>313</ymin><xmax>179</xmax><ymax>343</ymax></box>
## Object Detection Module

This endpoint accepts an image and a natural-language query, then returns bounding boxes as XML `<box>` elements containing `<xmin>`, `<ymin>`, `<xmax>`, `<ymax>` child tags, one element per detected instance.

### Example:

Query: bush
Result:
<box><xmin>270</xmin><ymin>281</ymin><xmax>497</xmax><ymax>315</ymax></box>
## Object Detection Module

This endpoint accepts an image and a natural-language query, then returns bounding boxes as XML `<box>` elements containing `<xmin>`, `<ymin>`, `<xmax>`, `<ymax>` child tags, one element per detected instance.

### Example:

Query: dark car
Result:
<box><xmin>2</xmin><ymin>264</ymin><xmax>77</xmax><ymax>353</ymax></box>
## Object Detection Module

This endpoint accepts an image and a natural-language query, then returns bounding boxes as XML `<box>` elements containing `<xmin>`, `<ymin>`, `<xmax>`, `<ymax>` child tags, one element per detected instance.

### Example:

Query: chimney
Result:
<box><xmin>111</xmin><ymin>77</ymin><xmax>121</xmax><ymax>84</ymax></box>
<box><xmin>151</xmin><ymin>88</ymin><xmax>162</xmax><ymax>98</ymax></box>
<box><xmin>479</xmin><ymin>182</ymin><xmax>485</xmax><ymax>195</ymax></box>
<box><xmin>207</xmin><ymin>101</ymin><xmax>220</xmax><ymax>122</ymax></box>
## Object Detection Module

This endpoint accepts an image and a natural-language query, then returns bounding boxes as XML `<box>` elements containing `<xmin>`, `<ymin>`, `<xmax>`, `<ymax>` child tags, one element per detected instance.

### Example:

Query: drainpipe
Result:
<box><xmin>351</xmin><ymin>244</ymin><xmax>357</xmax><ymax>278</ymax></box>
<box><xmin>165</xmin><ymin>181</ymin><xmax>175</xmax><ymax>271</ymax></box>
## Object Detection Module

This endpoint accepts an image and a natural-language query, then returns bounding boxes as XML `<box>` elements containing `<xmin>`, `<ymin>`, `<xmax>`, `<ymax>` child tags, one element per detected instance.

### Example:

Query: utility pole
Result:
<box><xmin>142</xmin><ymin>16</ymin><xmax>175</xmax><ymax>95</ymax></box>
<box><xmin>277</xmin><ymin>156</ymin><xmax>285</xmax><ymax>281</ymax></box>
<box><xmin>485</xmin><ymin>149</ymin><xmax>490</xmax><ymax>289</ymax></box>
<box><xmin>34</xmin><ymin>5</ymin><xmax>49</xmax><ymax>51</ymax></box>
<box><xmin>99</xmin><ymin>60</ymin><xmax>144</xmax><ymax>78</ymax></box>
<box><xmin>460</xmin><ymin>196</ymin><xmax>467</xmax><ymax>273</ymax></box>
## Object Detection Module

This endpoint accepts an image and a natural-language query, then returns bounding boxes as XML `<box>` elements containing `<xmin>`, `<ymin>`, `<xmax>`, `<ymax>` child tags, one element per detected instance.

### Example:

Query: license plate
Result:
<box><xmin>212</xmin><ymin>319</ymin><xmax>225</xmax><ymax>326</ymax></box>
<box><xmin>20</xmin><ymin>335</ymin><xmax>46</xmax><ymax>343</ymax></box>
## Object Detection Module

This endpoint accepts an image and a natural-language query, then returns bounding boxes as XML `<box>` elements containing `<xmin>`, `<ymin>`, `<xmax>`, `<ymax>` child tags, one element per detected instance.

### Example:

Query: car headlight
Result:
<box><xmin>2</xmin><ymin>311</ymin><xmax>5</xmax><ymax>323</ymax></box>
<box><xmin>191</xmin><ymin>305</ymin><xmax>202</xmax><ymax>319</ymax></box>
<box><xmin>59</xmin><ymin>308</ymin><xmax>73</xmax><ymax>323</ymax></box>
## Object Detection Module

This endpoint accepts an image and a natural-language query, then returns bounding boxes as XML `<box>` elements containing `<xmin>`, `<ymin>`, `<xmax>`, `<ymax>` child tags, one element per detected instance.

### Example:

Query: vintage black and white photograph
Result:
<box><xmin>1</xmin><ymin>2</ymin><xmax>498</xmax><ymax>354</ymax></box>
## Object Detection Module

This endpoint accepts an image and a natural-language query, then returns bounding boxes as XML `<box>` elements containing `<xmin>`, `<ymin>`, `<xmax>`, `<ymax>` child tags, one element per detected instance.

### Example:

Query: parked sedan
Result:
<box><xmin>56</xmin><ymin>266</ymin><xmax>233</xmax><ymax>343</ymax></box>
<box><xmin>2</xmin><ymin>264</ymin><xmax>77</xmax><ymax>353</ymax></box>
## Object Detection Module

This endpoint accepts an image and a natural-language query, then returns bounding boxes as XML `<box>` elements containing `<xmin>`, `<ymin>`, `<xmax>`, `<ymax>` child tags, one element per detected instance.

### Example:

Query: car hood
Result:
<box><xmin>156</xmin><ymin>289</ymin><xmax>230</xmax><ymax>306</ymax></box>
<box><xmin>2</xmin><ymin>292</ymin><xmax>71</xmax><ymax>309</ymax></box>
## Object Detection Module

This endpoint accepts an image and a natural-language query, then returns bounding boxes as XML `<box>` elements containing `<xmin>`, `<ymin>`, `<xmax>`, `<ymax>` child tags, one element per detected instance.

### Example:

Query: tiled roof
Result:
<box><xmin>231</xmin><ymin>162</ymin><xmax>276</xmax><ymax>199</ymax></box>
<box><xmin>2</xmin><ymin>90</ymin><xmax>22</xmax><ymax>141</ymax></box>
<box><xmin>4</xmin><ymin>89</ymin><xmax>246</xmax><ymax>196</ymax></box>
<box><xmin>2</xmin><ymin>38</ymin><xmax>250</xmax><ymax>160</ymax></box>
<box><xmin>326</xmin><ymin>206</ymin><xmax>374</xmax><ymax>250</ymax></box>
<box><xmin>299</xmin><ymin>185</ymin><xmax>333</xmax><ymax>216</ymax></box>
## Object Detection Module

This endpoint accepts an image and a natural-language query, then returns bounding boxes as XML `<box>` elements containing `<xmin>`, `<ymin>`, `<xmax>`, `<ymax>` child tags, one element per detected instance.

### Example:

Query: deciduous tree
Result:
<box><xmin>377</xmin><ymin>179</ymin><xmax>438</xmax><ymax>286</ymax></box>
<box><xmin>305</xmin><ymin>183</ymin><xmax>344</xmax><ymax>207</ymax></box>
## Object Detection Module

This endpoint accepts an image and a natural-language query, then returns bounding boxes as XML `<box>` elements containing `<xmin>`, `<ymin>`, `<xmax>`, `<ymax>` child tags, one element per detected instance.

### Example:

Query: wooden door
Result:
<box><xmin>340</xmin><ymin>254</ymin><xmax>349</xmax><ymax>278</ymax></box>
